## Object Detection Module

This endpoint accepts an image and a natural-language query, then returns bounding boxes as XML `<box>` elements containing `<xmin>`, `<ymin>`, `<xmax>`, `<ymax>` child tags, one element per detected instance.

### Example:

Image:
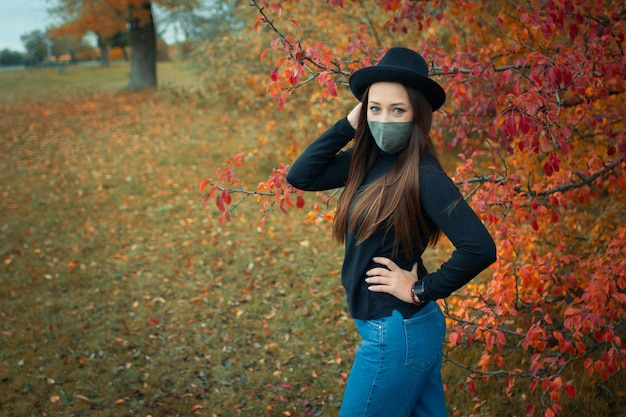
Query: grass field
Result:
<box><xmin>1</xmin><ymin>61</ymin><xmax>624</xmax><ymax>417</ymax></box>
<box><xmin>0</xmin><ymin>60</ymin><xmax>361</xmax><ymax>417</ymax></box>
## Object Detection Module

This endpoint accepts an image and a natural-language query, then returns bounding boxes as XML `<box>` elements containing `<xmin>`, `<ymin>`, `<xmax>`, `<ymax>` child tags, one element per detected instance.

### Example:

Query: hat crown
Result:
<box><xmin>376</xmin><ymin>47</ymin><xmax>429</xmax><ymax>77</ymax></box>
<box><xmin>349</xmin><ymin>46</ymin><xmax>446</xmax><ymax>110</ymax></box>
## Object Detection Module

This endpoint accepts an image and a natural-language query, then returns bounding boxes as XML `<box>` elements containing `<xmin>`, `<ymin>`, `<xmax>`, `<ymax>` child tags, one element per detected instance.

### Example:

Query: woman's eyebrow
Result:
<box><xmin>368</xmin><ymin>100</ymin><xmax>408</xmax><ymax>106</ymax></box>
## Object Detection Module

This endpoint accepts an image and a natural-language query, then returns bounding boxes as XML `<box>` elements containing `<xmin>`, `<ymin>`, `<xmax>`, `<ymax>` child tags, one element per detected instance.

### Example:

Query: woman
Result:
<box><xmin>286</xmin><ymin>47</ymin><xmax>496</xmax><ymax>417</ymax></box>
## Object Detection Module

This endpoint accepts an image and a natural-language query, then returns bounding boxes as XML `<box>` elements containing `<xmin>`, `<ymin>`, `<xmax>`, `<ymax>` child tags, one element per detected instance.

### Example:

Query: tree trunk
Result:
<box><xmin>97</xmin><ymin>35</ymin><xmax>110</xmax><ymax>67</ymax></box>
<box><xmin>128</xmin><ymin>1</ymin><xmax>157</xmax><ymax>89</ymax></box>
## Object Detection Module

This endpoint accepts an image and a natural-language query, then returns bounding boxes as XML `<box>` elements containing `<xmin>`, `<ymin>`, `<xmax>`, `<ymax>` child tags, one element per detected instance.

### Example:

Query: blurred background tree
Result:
<box><xmin>20</xmin><ymin>30</ymin><xmax>48</xmax><ymax>63</ymax></box>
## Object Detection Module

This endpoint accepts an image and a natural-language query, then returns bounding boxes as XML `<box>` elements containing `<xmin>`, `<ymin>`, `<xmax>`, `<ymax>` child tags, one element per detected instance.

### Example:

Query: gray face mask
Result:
<box><xmin>367</xmin><ymin>121</ymin><xmax>413</xmax><ymax>154</ymax></box>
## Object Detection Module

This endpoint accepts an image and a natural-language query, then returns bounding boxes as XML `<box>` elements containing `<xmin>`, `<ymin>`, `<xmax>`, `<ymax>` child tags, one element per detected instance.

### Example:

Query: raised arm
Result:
<box><xmin>286</xmin><ymin>117</ymin><xmax>355</xmax><ymax>191</ymax></box>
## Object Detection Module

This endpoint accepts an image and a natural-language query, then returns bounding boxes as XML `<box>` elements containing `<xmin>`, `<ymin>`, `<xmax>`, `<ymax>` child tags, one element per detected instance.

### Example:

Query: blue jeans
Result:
<box><xmin>339</xmin><ymin>302</ymin><xmax>447</xmax><ymax>417</ymax></box>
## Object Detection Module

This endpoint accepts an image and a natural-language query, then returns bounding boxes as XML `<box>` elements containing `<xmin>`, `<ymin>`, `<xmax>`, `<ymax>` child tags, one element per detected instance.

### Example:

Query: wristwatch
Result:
<box><xmin>411</xmin><ymin>280</ymin><xmax>425</xmax><ymax>306</ymax></box>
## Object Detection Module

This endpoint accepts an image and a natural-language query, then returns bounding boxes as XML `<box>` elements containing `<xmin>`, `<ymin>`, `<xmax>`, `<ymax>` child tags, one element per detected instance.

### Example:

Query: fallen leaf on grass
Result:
<box><xmin>74</xmin><ymin>394</ymin><xmax>93</xmax><ymax>402</ymax></box>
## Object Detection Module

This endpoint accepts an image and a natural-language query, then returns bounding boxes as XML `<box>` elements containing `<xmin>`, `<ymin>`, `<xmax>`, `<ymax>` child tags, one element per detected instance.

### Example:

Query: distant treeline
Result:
<box><xmin>0</xmin><ymin>49</ymin><xmax>31</xmax><ymax>67</ymax></box>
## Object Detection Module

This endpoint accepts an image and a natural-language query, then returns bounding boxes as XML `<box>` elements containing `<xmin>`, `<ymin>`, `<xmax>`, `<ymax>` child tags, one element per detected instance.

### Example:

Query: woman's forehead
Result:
<box><xmin>368</xmin><ymin>82</ymin><xmax>410</xmax><ymax>103</ymax></box>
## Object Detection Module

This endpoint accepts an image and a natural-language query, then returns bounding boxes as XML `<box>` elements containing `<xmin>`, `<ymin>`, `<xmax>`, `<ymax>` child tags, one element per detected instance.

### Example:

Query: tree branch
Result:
<box><xmin>249</xmin><ymin>0</ymin><xmax>347</xmax><ymax>76</ymax></box>
<box><xmin>537</xmin><ymin>155</ymin><xmax>625</xmax><ymax>197</ymax></box>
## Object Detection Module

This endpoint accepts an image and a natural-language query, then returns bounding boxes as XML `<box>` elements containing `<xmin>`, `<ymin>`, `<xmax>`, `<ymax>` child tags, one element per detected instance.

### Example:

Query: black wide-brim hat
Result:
<box><xmin>349</xmin><ymin>47</ymin><xmax>446</xmax><ymax>111</ymax></box>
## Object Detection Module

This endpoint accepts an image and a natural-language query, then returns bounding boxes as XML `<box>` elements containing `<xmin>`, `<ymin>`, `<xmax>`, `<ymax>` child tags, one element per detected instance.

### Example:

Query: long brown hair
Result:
<box><xmin>333</xmin><ymin>85</ymin><xmax>442</xmax><ymax>257</ymax></box>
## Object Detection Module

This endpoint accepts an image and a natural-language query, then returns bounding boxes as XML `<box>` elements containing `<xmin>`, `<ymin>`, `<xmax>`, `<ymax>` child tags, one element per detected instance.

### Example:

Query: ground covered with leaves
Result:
<box><xmin>0</xmin><ymin>62</ymin><xmax>367</xmax><ymax>417</ymax></box>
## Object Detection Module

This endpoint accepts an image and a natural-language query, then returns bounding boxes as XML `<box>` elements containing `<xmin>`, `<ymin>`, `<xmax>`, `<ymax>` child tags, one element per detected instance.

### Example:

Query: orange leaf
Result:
<box><xmin>199</xmin><ymin>179</ymin><xmax>211</xmax><ymax>192</ymax></box>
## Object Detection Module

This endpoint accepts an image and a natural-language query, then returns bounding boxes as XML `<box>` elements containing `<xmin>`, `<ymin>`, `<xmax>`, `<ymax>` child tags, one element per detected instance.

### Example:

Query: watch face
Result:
<box><xmin>414</xmin><ymin>281</ymin><xmax>425</xmax><ymax>301</ymax></box>
<box><xmin>411</xmin><ymin>280</ymin><xmax>425</xmax><ymax>305</ymax></box>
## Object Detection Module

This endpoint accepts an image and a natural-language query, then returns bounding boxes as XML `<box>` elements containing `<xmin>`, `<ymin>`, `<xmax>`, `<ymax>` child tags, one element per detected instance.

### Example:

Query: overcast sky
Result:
<box><xmin>0</xmin><ymin>1</ymin><xmax>186</xmax><ymax>53</ymax></box>
<box><xmin>0</xmin><ymin>0</ymin><xmax>54</xmax><ymax>52</ymax></box>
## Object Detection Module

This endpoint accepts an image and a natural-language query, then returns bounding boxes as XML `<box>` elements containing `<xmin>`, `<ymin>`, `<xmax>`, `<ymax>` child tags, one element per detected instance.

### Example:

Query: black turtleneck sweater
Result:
<box><xmin>286</xmin><ymin>117</ymin><xmax>497</xmax><ymax>320</ymax></box>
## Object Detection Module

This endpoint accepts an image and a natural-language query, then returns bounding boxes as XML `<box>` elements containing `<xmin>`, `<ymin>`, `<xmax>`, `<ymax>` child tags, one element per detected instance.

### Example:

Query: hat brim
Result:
<box><xmin>349</xmin><ymin>65</ymin><xmax>446</xmax><ymax>111</ymax></box>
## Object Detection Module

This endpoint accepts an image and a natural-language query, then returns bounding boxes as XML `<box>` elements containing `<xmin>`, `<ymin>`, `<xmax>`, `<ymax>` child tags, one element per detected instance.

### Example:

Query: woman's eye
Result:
<box><xmin>369</xmin><ymin>106</ymin><xmax>380</xmax><ymax>113</ymax></box>
<box><xmin>393</xmin><ymin>108</ymin><xmax>405</xmax><ymax>114</ymax></box>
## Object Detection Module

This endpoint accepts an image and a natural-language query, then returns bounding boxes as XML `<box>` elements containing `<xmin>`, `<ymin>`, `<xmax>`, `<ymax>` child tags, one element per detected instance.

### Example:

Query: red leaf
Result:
<box><xmin>325</xmin><ymin>79</ymin><xmax>338</xmax><ymax>97</ymax></box>
<box><xmin>530</xmin><ymin>378</ymin><xmax>539</xmax><ymax>393</ymax></box>
<box><xmin>543</xmin><ymin>162</ymin><xmax>553</xmax><ymax>176</ymax></box>
<box><xmin>201</xmin><ymin>193</ymin><xmax>211</xmax><ymax>208</ymax></box>
<box><xmin>296</xmin><ymin>195</ymin><xmax>305</xmax><ymax>208</ymax></box>
<box><xmin>503</xmin><ymin>113</ymin><xmax>517</xmax><ymax>137</ymax></box>
<box><xmin>199</xmin><ymin>179</ymin><xmax>211</xmax><ymax>192</ymax></box>
<box><xmin>564</xmin><ymin>383</ymin><xmax>576</xmax><ymax>399</ymax></box>
<box><xmin>222</xmin><ymin>189</ymin><xmax>232</xmax><ymax>205</ymax></box>
<box><xmin>215</xmin><ymin>195</ymin><xmax>225</xmax><ymax>212</ymax></box>
<box><xmin>519</xmin><ymin>115</ymin><xmax>533</xmax><ymax>134</ymax></box>
<box><xmin>219</xmin><ymin>211</ymin><xmax>231</xmax><ymax>224</ymax></box>
<box><xmin>551</xmin><ymin>211</ymin><xmax>559</xmax><ymax>222</ymax></box>
<box><xmin>278</xmin><ymin>91</ymin><xmax>287</xmax><ymax>109</ymax></box>
<box><xmin>466</xmin><ymin>379</ymin><xmax>476</xmax><ymax>394</ymax></box>
<box><xmin>608</xmin><ymin>145</ymin><xmax>616</xmax><ymax>156</ymax></box>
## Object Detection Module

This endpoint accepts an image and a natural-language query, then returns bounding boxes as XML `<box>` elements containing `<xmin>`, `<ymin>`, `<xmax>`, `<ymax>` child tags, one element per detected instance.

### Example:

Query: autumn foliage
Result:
<box><xmin>202</xmin><ymin>1</ymin><xmax>626</xmax><ymax>415</ymax></box>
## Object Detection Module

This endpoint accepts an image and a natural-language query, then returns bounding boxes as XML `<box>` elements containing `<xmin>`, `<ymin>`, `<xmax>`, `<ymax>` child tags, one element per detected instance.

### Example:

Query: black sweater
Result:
<box><xmin>287</xmin><ymin>118</ymin><xmax>497</xmax><ymax>320</ymax></box>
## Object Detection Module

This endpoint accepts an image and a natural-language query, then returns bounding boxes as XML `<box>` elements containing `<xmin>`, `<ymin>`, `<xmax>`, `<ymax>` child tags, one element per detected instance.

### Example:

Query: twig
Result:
<box><xmin>537</xmin><ymin>155</ymin><xmax>625</xmax><ymax>197</ymax></box>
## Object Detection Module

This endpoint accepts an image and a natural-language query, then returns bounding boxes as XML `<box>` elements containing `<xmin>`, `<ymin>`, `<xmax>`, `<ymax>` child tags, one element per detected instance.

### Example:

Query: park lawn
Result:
<box><xmin>0</xmin><ymin>60</ymin><xmax>360</xmax><ymax>417</ymax></box>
